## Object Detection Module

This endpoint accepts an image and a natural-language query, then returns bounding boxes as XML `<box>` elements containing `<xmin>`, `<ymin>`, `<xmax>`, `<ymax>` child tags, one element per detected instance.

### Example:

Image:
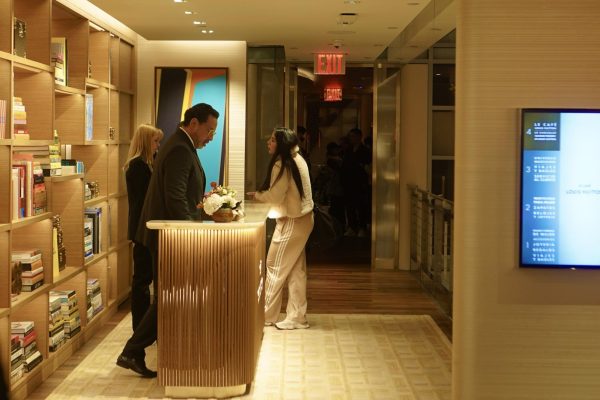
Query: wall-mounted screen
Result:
<box><xmin>520</xmin><ymin>109</ymin><xmax>600</xmax><ymax>269</ymax></box>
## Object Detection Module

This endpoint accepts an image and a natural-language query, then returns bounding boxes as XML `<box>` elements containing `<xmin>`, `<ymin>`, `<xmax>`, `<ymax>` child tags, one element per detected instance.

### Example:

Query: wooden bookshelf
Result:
<box><xmin>1</xmin><ymin>1</ymin><xmax>136</xmax><ymax>397</ymax></box>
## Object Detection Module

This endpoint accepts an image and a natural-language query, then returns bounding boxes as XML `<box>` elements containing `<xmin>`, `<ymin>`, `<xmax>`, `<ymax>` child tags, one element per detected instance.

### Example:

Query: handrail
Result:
<box><xmin>408</xmin><ymin>184</ymin><xmax>453</xmax><ymax>317</ymax></box>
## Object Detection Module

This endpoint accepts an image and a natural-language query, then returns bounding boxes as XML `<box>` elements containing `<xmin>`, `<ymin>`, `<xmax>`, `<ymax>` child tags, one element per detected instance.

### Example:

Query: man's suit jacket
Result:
<box><xmin>135</xmin><ymin>128</ymin><xmax>206</xmax><ymax>253</ymax></box>
<box><xmin>125</xmin><ymin>156</ymin><xmax>151</xmax><ymax>242</ymax></box>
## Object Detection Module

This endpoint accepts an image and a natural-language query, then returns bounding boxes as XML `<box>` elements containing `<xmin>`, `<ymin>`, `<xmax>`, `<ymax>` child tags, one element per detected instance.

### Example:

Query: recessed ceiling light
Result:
<box><xmin>184</xmin><ymin>11</ymin><xmax>196</xmax><ymax>15</ymax></box>
<box><xmin>201</xmin><ymin>29</ymin><xmax>214</xmax><ymax>34</ymax></box>
<box><xmin>344</xmin><ymin>0</ymin><xmax>360</xmax><ymax>3</ymax></box>
<box><xmin>173</xmin><ymin>0</ymin><xmax>187</xmax><ymax>3</ymax></box>
<box><xmin>193</xmin><ymin>20</ymin><xmax>206</xmax><ymax>25</ymax></box>
<box><xmin>208</xmin><ymin>29</ymin><xmax>214</xmax><ymax>33</ymax></box>
<box><xmin>201</xmin><ymin>29</ymin><xmax>207</xmax><ymax>33</ymax></box>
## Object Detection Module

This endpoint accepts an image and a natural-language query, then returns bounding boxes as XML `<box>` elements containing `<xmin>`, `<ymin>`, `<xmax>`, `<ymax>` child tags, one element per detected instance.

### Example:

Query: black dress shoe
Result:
<box><xmin>116</xmin><ymin>354</ymin><xmax>157</xmax><ymax>378</ymax></box>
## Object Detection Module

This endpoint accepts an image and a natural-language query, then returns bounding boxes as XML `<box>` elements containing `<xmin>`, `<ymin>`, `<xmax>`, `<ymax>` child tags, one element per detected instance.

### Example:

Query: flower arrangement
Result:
<box><xmin>201</xmin><ymin>182</ymin><xmax>242</xmax><ymax>216</ymax></box>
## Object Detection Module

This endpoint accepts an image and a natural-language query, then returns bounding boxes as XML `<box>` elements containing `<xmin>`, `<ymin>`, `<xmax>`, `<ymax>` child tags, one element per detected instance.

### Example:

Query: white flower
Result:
<box><xmin>203</xmin><ymin>193</ymin><xmax>224</xmax><ymax>215</ymax></box>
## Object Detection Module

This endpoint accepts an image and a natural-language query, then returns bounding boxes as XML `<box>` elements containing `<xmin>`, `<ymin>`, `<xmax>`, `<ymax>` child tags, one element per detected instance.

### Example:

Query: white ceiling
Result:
<box><xmin>89</xmin><ymin>0</ymin><xmax>455</xmax><ymax>62</ymax></box>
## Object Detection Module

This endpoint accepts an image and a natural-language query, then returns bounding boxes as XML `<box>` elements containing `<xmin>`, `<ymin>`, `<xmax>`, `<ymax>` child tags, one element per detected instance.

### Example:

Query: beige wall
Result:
<box><xmin>136</xmin><ymin>39</ymin><xmax>247</xmax><ymax>194</ymax></box>
<box><xmin>454</xmin><ymin>0</ymin><xmax>600</xmax><ymax>398</ymax></box>
<box><xmin>398</xmin><ymin>64</ymin><xmax>428</xmax><ymax>269</ymax></box>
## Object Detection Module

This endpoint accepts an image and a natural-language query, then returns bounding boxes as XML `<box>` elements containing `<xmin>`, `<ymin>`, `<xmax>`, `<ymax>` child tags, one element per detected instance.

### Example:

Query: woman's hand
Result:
<box><xmin>246</xmin><ymin>191</ymin><xmax>256</xmax><ymax>200</ymax></box>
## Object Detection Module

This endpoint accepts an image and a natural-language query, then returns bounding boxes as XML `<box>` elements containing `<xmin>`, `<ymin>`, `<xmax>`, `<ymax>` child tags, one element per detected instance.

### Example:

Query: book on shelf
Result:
<box><xmin>21</xmin><ymin>279</ymin><xmax>44</xmax><ymax>292</ymax></box>
<box><xmin>11</xmin><ymin>321</ymin><xmax>34</xmax><ymax>335</ymax></box>
<box><xmin>19</xmin><ymin>258</ymin><xmax>43</xmax><ymax>272</ymax></box>
<box><xmin>51</xmin><ymin>37</ymin><xmax>67</xmax><ymax>86</ymax></box>
<box><xmin>85</xmin><ymin>207</ymin><xmax>103</xmax><ymax>254</ymax></box>
<box><xmin>84</xmin><ymin>217</ymin><xmax>94</xmax><ymax>260</ymax></box>
<box><xmin>12</xmin><ymin>97</ymin><xmax>28</xmax><ymax>139</ymax></box>
<box><xmin>13</xmin><ymin>17</ymin><xmax>26</xmax><ymax>58</ymax></box>
<box><xmin>12</xmin><ymin>249</ymin><xmax>42</xmax><ymax>262</ymax></box>
<box><xmin>0</xmin><ymin>98</ymin><xmax>6</xmax><ymax>139</ymax></box>
<box><xmin>21</xmin><ymin>270</ymin><xmax>44</xmax><ymax>286</ymax></box>
<box><xmin>22</xmin><ymin>266</ymin><xmax>44</xmax><ymax>277</ymax></box>
<box><xmin>18</xmin><ymin>330</ymin><xmax>37</xmax><ymax>349</ymax></box>
<box><xmin>85</xmin><ymin>94</ymin><xmax>93</xmax><ymax>141</ymax></box>
<box><xmin>24</xmin><ymin>350</ymin><xmax>43</xmax><ymax>372</ymax></box>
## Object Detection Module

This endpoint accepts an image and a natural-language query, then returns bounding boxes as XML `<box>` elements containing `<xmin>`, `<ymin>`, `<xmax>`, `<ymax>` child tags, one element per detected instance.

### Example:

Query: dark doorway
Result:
<box><xmin>296</xmin><ymin>66</ymin><xmax>373</xmax><ymax>265</ymax></box>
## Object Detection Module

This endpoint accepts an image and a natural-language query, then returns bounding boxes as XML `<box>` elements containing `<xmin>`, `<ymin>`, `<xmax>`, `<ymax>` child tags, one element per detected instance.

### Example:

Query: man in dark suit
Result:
<box><xmin>116</xmin><ymin>103</ymin><xmax>219</xmax><ymax>378</ymax></box>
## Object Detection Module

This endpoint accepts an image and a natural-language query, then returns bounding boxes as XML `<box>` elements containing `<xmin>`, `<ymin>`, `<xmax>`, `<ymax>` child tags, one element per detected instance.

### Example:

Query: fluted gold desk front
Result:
<box><xmin>147</xmin><ymin>203</ymin><xmax>269</xmax><ymax>398</ymax></box>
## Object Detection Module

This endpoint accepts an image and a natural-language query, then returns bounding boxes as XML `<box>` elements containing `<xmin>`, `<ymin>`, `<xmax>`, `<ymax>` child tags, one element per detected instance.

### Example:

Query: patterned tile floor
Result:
<box><xmin>42</xmin><ymin>314</ymin><xmax>451</xmax><ymax>400</ymax></box>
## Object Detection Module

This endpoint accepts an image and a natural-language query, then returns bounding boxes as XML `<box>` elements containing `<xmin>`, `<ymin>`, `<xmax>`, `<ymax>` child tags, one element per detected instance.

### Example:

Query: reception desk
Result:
<box><xmin>147</xmin><ymin>203</ymin><xmax>270</xmax><ymax>398</ymax></box>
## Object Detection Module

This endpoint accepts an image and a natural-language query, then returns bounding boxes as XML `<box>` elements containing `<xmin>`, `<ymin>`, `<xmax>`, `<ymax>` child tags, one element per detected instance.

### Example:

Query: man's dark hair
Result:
<box><xmin>182</xmin><ymin>103</ymin><xmax>220</xmax><ymax>126</ymax></box>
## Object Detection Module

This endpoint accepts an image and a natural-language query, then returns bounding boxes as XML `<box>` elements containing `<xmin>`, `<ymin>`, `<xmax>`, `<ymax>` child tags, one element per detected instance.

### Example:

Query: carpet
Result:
<box><xmin>44</xmin><ymin>314</ymin><xmax>451</xmax><ymax>400</ymax></box>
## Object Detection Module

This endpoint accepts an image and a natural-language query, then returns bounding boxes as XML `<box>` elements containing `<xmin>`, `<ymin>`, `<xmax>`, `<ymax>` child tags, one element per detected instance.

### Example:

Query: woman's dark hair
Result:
<box><xmin>260</xmin><ymin>127</ymin><xmax>305</xmax><ymax>198</ymax></box>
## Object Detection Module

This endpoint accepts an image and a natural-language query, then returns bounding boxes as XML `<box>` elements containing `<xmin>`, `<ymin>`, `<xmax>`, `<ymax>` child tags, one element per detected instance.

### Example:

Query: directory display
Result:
<box><xmin>520</xmin><ymin>109</ymin><xmax>600</xmax><ymax>268</ymax></box>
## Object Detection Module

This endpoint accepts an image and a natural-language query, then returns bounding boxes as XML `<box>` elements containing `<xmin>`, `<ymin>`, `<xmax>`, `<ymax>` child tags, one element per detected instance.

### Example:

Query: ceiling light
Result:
<box><xmin>184</xmin><ymin>11</ymin><xmax>196</xmax><ymax>15</ymax></box>
<box><xmin>173</xmin><ymin>0</ymin><xmax>187</xmax><ymax>3</ymax></box>
<box><xmin>201</xmin><ymin>29</ymin><xmax>214</xmax><ymax>34</ymax></box>
<box><xmin>337</xmin><ymin>13</ymin><xmax>358</xmax><ymax>25</ymax></box>
<box><xmin>344</xmin><ymin>0</ymin><xmax>360</xmax><ymax>3</ymax></box>
<box><xmin>193</xmin><ymin>20</ymin><xmax>206</xmax><ymax>25</ymax></box>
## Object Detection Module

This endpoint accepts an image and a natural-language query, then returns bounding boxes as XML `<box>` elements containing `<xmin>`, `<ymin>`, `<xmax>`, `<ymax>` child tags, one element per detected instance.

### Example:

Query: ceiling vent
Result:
<box><xmin>337</xmin><ymin>13</ymin><xmax>358</xmax><ymax>25</ymax></box>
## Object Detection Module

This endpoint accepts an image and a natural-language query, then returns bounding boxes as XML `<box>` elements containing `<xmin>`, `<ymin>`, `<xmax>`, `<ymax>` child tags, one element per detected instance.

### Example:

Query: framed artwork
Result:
<box><xmin>154</xmin><ymin>67</ymin><xmax>228</xmax><ymax>192</ymax></box>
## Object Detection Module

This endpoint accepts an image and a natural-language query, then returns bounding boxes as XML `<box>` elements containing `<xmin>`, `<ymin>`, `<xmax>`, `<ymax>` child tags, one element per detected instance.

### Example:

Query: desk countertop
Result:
<box><xmin>146</xmin><ymin>202</ymin><xmax>270</xmax><ymax>230</ymax></box>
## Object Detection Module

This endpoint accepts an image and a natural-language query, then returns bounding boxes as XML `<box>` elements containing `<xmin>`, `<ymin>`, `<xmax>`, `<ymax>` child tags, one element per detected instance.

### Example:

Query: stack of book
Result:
<box><xmin>11</xmin><ymin>321</ymin><xmax>43</xmax><ymax>376</ymax></box>
<box><xmin>85</xmin><ymin>207</ymin><xmax>102</xmax><ymax>254</ymax></box>
<box><xmin>14</xmin><ymin>144</ymin><xmax>62</xmax><ymax>177</ymax></box>
<box><xmin>12</xmin><ymin>155</ymin><xmax>48</xmax><ymax>218</ymax></box>
<box><xmin>11</xmin><ymin>249</ymin><xmax>44</xmax><ymax>292</ymax></box>
<box><xmin>50</xmin><ymin>290</ymin><xmax>81</xmax><ymax>338</ymax></box>
<box><xmin>13</xmin><ymin>97</ymin><xmax>28</xmax><ymax>140</ymax></box>
<box><xmin>84</xmin><ymin>217</ymin><xmax>93</xmax><ymax>261</ymax></box>
<box><xmin>48</xmin><ymin>296</ymin><xmax>66</xmax><ymax>352</ymax></box>
<box><xmin>0</xmin><ymin>98</ymin><xmax>6</xmax><ymax>138</ymax></box>
<box><xmin>10</xmin><ymin>333</ymin><xmax>24</xmax><ymax>383</ymax></box>
<box><xmin>86</xmin><ymin>278</ymin><xmax>104</xmax><ymax>320</ymax></box>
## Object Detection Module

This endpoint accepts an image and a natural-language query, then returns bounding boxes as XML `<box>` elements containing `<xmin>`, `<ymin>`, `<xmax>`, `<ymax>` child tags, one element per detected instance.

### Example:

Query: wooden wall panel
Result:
<box><xmin>454</xmin><ymin>0</ymin><xmax>600</xmax><ymax>398</ymax></box>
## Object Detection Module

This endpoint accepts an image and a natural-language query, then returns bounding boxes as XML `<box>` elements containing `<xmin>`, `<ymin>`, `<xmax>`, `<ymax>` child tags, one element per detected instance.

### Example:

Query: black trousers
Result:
<box><xmin>122</xmin><ymin>249</ymin><xmax>158</xmax><ymax>360</ymax></box>
<box><xmin>131</xmin><ymin>242</ymin><xmax>153</xmax><ymax>330</ymax></box>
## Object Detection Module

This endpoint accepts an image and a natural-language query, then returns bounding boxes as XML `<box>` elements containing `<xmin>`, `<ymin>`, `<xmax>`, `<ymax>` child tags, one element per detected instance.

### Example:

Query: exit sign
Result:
<box><xmin>314</xmin><ymin>53</ymin><xmax>345</xmax><ymax>75</ymax></box>
<box><xmin>324</xmin><ymin>88</ymin><xmax>342</xmax><ymax>101</ymax></box>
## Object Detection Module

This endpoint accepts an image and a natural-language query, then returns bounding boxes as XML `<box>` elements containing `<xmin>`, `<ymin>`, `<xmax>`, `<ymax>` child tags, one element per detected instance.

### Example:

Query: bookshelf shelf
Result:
<box><xmin>11</xmin><ymin>212</ymin><xmax>53</xmax><ymax>230</ymax></box>
<box><xmin>84</xmin><ymin>195</ymin><xmax>108</xmax><ymax>207</ymax></box>
<box><xmin>10</xmin><ymin>284</ymin><xmax>51</xmax><ymax>312</ymax></box>
<box><xmin>54</xmin><ymin>84</ymin><xmax>86</xmax><ymax>96</ymax></box>
<box><xmin>84</xmin><ymin>251</ymin><xmax>108</xmax><ymax>268</ymax></box>
<box><xmin>47</xmin><ymin>173</ymin><xmax>84</xmax><ymax>183</ymax></box>
<box><xmin>2</xmin><ymin>1</ymin><xmax>135</xmax><ymax>397</ymax></box>
<box><xmin>85</xmin><ymin>77</ymin><xmax>116</xmax><ymax>90</ymax></box>
<box><xmin>53</xmin><ymin>266</ymin><xmax>84</xmax><ymax>286</ymax></box>
<box><xmin>13</xmin><ymin>58</ymin><xmax>53</xmax><ymax>74</ymax></box>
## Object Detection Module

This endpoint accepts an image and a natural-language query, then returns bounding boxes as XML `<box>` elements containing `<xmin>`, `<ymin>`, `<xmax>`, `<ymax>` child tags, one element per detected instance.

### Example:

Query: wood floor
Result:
<box><xmin>28</xmin><ymin>236</ymin><xmax>452</xmax><ymax>398</ymax></box>
<box><xmin>306</xmin><ymin>237</ymin><xmax>452</xmax><ymax>339</ymax></box>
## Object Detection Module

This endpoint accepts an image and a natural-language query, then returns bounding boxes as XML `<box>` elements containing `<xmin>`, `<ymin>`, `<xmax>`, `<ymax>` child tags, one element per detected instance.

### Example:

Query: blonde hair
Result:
<box><xmin>123</xmin><ymin>124</ymin><xmax>164</xmax><ymax>172</ymax></box>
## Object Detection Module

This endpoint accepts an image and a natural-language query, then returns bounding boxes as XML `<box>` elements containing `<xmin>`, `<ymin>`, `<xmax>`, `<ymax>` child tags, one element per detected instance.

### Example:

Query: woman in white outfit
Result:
<box><xmin>249</xmin><ymin>127</ymin><xmax>314</xmax><ymax>330</ymax></box>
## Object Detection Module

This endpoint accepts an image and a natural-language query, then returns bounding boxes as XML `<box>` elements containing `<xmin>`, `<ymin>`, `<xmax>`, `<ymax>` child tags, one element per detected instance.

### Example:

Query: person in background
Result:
<box><xmin>296</xmin><ymin>125</ymin><xmax>311</xmax><ymax>174</ymax></box>
<box><xmin>116</xmin><ymin>103</ymin><xmax>219</xmax><ymax>378</ymax></box>
<box><xmin>248</xmin><ymin>127</ymin><xmax>314</xmax><ymax>330</ymax></box>
<box><xmin>123</xmin><ymin>124</ymin><xmax>163</xmax><ymax>331</ymax></box>
<box><xmin>340</xmin><ymin>128</ymin><xmax>371</xmax><ymax>238</ymax></box>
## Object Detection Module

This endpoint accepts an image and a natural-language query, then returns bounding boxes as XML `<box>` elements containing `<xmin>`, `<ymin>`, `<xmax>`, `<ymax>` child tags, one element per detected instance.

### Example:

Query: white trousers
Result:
<box><xmin>264</xmin><ymin>212</ymin><xmax>314</xmax><ymax>324</ymax></box>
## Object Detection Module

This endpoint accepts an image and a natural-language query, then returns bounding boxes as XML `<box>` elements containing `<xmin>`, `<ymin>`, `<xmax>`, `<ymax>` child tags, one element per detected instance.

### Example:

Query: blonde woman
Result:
<box><xmin>123</xmin><ymin>124</ymin><xmax>163</xmax><ymax>331</ymax></box>
<box><xmin>249</xmin><ymin>127</ymin><xmax>314</xmax><ymax>330</ymax></box>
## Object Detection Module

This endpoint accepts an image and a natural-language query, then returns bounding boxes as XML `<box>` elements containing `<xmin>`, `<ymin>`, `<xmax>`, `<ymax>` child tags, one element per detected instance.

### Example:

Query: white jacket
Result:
<box><xmin>255</xmin><ymin>148</ymin><xmax>313</xmax><ymax>219</ymax></box>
